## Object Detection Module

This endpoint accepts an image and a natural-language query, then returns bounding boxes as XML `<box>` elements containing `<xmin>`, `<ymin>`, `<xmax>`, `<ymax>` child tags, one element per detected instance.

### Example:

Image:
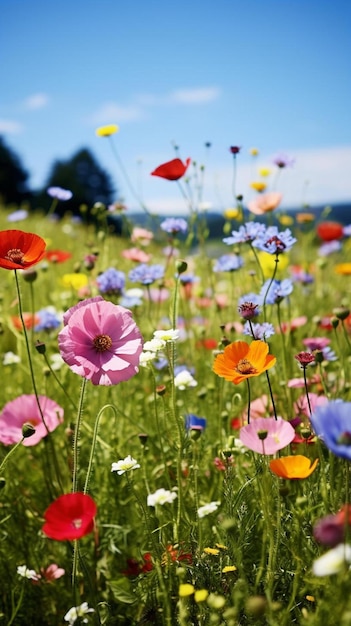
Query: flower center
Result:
<box><xmin>5</xmin><ymin>248</ymin><xmax>25</xmax><ymax>264</ymax></box>
<box><xmin>235</xmin><ymin>358</ymin><xmax>257</xmax><ymax>375</ymax></box>
<box><xmin>338</xmin><ymin>432</ymin><xmax>351</xmax><ymax>445</ymax></box>
<box><xmin>265</xmin><ymin>236</ymin><xmax>286</xmax><ymax>253</ymax></box>
<box><xmin>93</xmin><ymin>334</ymin><xmax>112</xmax><ymax>352</ymax></box>
<box><xmin>72</xmin><ymin>518</ymin><xmax>82</xmax><ymax>529</ymax></box>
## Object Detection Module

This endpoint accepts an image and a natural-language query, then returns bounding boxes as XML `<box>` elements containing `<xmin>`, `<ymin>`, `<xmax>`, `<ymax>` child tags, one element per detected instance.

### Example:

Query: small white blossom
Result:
<box><xmin>3</xmin><ymin>351</ymin><xmax>21</xmax><ymax>365</ymax></box>
<box><xmin>125</xmin><ymin>287</ymin><xmax>144</xmax><ymax>299</ymax></box>
<box><xmin>312</xmin><ymin>544</ymin><xmax>351</xmax><ymax>577</ymax></box>
<box><xmin>197</xmin><ymin>501</ymin><xmax>221</xmax><ymax>519</ymax></box>
<box><xmin>154</xmin><ymin>328</ymin><xmax>180</xmax><ymax>342</ymax></box>
<box><xmin>143</xmin><ymin>338</ymin><xmax>166</xmax><ymax>352</ymax></box>
<box><xmin>50</xmin><ymin>353</ymin><xmax>65</xmax><ymax>371</ymax></box>
<box><xmin>111</xmin><ymin>455</ymin><xmax>140</xmax><ymax>475</ymax></box>
<box><xmin>174</xmin><ymin>370</ymin><xmax>198</xmax><ymax>390</ymax></box>
<box><xmin>64</xmin><ymin>602</ymin><xmax>94</xmax><ymax>625</ymax></box>
<box><xmin>147</xmin><ymin>488</ymin><xmax>177</xmax><ymax>507</ymax></box>
<box><xmin>17</xmin><ymin>565</ymin><xmax>41</xmax><ymax>581</ymax></box>
<box><xmin>139</xmin><ymin>351</ymin><xmax>157</xmax><ymax>367</ymax></box>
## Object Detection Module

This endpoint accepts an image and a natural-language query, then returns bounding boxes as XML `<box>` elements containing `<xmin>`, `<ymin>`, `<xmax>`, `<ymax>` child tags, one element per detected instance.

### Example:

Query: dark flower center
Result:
<box><xmin>235</xmin><ymin>358</ymin><xmax>257</xmax><ymax>375</ymax></box>
<box><xmin>93</xmin><ymin>334</ymin><xmax>113</xmax><ymax>352</ymax></box>
<box><xmin>5</xmin><ymin>248</ymin><xmax>25</xmax><ymax>264</ymax></box>
<box><xmin>265</xmin><ymin>236</ymin><xmax>286</xmax><ymax>252</ymax></box>
<box><xmin>338</xmin><ymin>432</ymin><xmax>351</xmax><ymax>446</ymax></box>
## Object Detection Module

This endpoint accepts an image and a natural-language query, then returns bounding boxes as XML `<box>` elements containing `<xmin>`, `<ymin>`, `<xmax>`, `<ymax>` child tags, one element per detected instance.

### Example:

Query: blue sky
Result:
<box><xmin>1</xmin><ymin>0</ymin><xmax>351</xmax><ymax>214</ymax></box>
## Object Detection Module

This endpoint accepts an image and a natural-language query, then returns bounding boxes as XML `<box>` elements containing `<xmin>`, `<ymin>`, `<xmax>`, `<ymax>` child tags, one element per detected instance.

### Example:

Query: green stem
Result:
<box><xmin>72</xmin><ymin>378</ymin><xmax>87</xmax><ymax>493</ymax></box>
<box><xmin>84</xmin><ymin>404</ymin><xmax>117</xmax><ymax>495</ymax></box>
<box><xmin>0</xmin><ymin>437</ymin><xmax>24</xmax><ymax>475</ymax></box>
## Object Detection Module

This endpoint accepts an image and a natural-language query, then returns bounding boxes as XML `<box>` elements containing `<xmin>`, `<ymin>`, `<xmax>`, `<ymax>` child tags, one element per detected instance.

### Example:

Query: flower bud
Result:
<box><xmin>22</xmin><ymin>423</ymin><xmax>36</xmax><ymax>439</ymax></box>
<box><xmin>35</xmin><ymin>341</ymin><xmax>46</xmax><ymax>355</ymax></box>
<box><xmin>176</xmin><ymin>259</ymin><xmax>188</xmax><ymax>275</ymax></box>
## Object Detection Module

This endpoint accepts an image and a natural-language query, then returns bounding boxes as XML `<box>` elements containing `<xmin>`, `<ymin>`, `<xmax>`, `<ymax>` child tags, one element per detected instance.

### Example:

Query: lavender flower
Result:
<box><xmin>318</xmin><ymin>241</ymin><xmax>342</xmax><ymax>256</ymax></box>
<box><xmin>213</xmin><ymin>254</ymin><xmax>243</xmax><ymax>272</ymax></box>
<box><xmin>97</xmin><ymin>268</ymin><xmax>125</xmax><ymax>295</ymax></box>
<box><xmin>7</xmin><ymin>209</ymin><xmax>29</xmax><ymax>222</ymax></box>
<box><xmin>128</xmin><ymin>264</ymin><xmax>165</xmax><ymax>285</ymax></box>
<box><xmin>223</xmin><ymin>222</ymin><xmax>266</xmax><ymax>245</ymax></box>
<box><xmin>160</xmin><ymin>218</ymin><xmax>188</xmax><ymax>234</ymax></box>
<box><xmin>47</xmin><ymin>187</ymin><xmax>73</xmax><ymax>201</ymax></box>
<box><xmin>253</xmin><ymin>226</ymin><xmax>297</xmax><ymax>255</ymax></box>
<box><xmin>260</xmin><ymin>279</ymin><xmax>293</xmax><ymax>305</ymax></box>
<box><xmin>272</xmin><ymin>153</ymin><xmax>295</xmax><ymax>168</ymax></box>
<box><xmin>243</xmin><ymin>321</ymin><xmax>275</xmax><ymax>340</ymax></box>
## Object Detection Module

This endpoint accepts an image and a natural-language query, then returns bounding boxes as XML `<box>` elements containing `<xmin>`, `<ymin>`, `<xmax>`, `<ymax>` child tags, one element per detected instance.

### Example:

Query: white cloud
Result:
<box><xmin>169</xmin><ymin>87</ymin><xmax>221</xmax><ymax>104</ymax></box>
<box><xmin>23</xmin><ymin>93</ymin><xmax>50</xmax><ymax>110</ymax></box>
<box><xmin>88</xmin><ymin>102</ymin><xmax>144</xmax><ymax>125</ymax></box>
<box><xmin>0</xmin><ymin>119</ymin><xmax>23</xmax><ymax>134</ymax></box>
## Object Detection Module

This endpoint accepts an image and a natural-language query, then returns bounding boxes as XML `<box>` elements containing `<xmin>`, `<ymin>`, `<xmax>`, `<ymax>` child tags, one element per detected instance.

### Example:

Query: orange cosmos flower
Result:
<box><xmin>0</xmin><ymin>230</ymin><xmax>46</xmax><ymax>270</ymax></box>
<box><xmin>248</xmin><ymin>192</ymin><xmax>283</xmax><ymax>215</ymax></box>
<box><xmin>335</xmin><ymin>263</ymin><xmax>351</xmax><ymax>276</ymax></box>
<box><xmin>213</xmin><ymin>340</ymin><xmax>276</xmax><ymax>385</ymax></box>
<box><xmin>269</xmin><ymin>455</ymin><xmax>319</xmax><ymax>479</ymax></box>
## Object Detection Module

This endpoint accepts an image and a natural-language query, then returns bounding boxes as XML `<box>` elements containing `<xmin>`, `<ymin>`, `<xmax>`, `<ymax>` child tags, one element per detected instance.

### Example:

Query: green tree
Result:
<box><xmin>0</xmin><ymin>136</ymin><xmax>30</xmax><ymax>204</ymax></box>
<box><xmin>42</xmin><ymin>147</ymin><xmax>115</xmax><ymax>217</ymax></box>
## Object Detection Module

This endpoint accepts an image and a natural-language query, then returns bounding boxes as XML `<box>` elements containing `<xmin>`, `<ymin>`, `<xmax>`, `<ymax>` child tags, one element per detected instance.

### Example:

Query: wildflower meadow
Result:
<box><xmin>1</xmin><ymin>132</ymin><xmax>351</xmax><ymax>626</ymax></box>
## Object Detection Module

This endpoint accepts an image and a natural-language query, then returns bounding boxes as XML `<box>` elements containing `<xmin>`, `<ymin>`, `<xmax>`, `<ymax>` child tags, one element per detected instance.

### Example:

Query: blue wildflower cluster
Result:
<box><xmin>96</xmin><ymin>268</ymin><xmax>126</xmax><ymax>295</ymax></box>
<box><xmin>160</xmin><ymin>218</ymin><xmax>188</xmax><ymax>234</ymax></box>
<box><xmin>129</xmin><ymin>264</ymin><xmax>165</xmax><ymax>285</ymax></box>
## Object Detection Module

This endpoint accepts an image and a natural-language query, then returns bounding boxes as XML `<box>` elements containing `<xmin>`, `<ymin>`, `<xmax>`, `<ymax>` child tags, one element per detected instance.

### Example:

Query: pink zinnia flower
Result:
<box><xmin>122</xmin><ymin>248</ymin><xmax>152</xmax><ymax>263</ymax></box>
<box><xmin>58</xmin><ymin>297</ymin><xmax>143</xmax><ymax>386</ymax></box>
<box><xmin>240</xmin><ymin>417</ymin><xmax>295</xmax><ymax>455</ymax></box>
<box><xmin>0</xmin><ymin>395</ymin><xmax>64</xmax><ymax>446</ymax></box>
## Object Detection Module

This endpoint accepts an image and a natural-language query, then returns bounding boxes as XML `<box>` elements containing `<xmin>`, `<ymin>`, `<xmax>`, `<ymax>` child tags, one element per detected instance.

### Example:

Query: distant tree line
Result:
<box><xmin>0</xmin><ymin>136</ymin><xmax>116</xmax><ymax>218</ymax></box>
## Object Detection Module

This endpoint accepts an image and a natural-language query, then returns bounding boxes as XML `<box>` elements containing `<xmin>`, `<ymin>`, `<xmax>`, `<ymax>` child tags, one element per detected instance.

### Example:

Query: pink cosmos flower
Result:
<box><xmin>131</xmin><ymin>227</ymin><xmax>154</xmax><ymax>246</ymax></box>
<box><xmin>0</xmin><ymin>395</ymin><xmax>64</xmax><ymax>446</ymax></box>
<box><xmin>294</xmin><ymin>393</ymin><xmax>329</xmax><ymax>420</ymax></box>
<box><xmin>122</xmin><ymin>248</ymin><xmax>152</xmax><ymax>263</ymax></box>
<box><xmin>303</xmin><ymin>337</ymin><xmax>331</xmax><ymax>350</ymax></box>
<box><xmin>240</xmin><ymin>417</ymin><xmax>295</xmax><ymax>455</ymax></box>
<box><xmin>248</xmin><ymin>192</ymin><xmax>283</xmax><ymax>215</ymax></box>
<box><xmin>58</xmin><ymin>296</ymin><xmax>143</xmax><ymax>386</ymax></box>
<box><xmin>240</xmin><ymin>395</ymin><xmax>270</xmax><ymax>424</ymax></box>
<box><xmin>287</xmin><ymin>374</ymin><xmax>321</xmax><ymax>388</ymax></box>
<box><xmin>40</xmin><ymin>564</ymin><xmax>65</xmax><ymax>582</ymax></box>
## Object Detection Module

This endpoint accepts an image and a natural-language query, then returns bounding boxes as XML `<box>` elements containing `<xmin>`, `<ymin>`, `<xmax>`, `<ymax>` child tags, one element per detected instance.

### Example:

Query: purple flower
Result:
<box><xmin>310</xmin><ymin>401</ymin><xmax>351</xmax><ymax>460</ymax></box>
<box><xmin>223</xmin><ymin>222</ymin><xmax>266</xmax><ymax>245</ymax></box>
<box><xmin>128</xmin><ymin>264</ymin><xmax>165</xmax><ymax>285</ymax></box>
<box><xmin>343</xmin><ymin>225</ymin><xmax>351</xmax><ymax>237</ymax></box>
<box><xmin>7</xmin><ymin>209</ymin><xmax>29</xmax><ymax>222</ymax></box>
<box><xmin>160</xmin><ymin>218</ymin><xmax>188</xmax><ymax>234</ymax></box>
<box><xmin>303</xmin><ymin>337</ymin><xmax>330</xmax><ymax>351</ymax></box>
<box><xmin>243</xmin><ymin>321</ymin><xmax>275</xmax><ymax>340</ymax></box>
<box><xmin>318</xmin><ymin>241</ymin><xmax>342</xmax><ymax>256</ymax></box>
<box><xmin>47</xmin><ymin>187</ymin><xmax>73</xmax><ymax>201</ymax></box>
<box><xmin>213</xmin><ymin>254</ymin><xmax>243</xmax><ymax>272</ymax></box>
<box><xmin>253</xmin><ymin>226</ymin><xmax>297</xmax><ymax>255</ymax></box>
<box><xmin>97</xmin><ymin>268</ymin><xmax>125</xmax><ymax>295</ymax></box>
<box><xmin>313</xmin><ymin>513</ymin><xmax>345</xmax><ymax>547</ymax></box>
<box><xmin>35</xmin><ymin>308</ymin><xmax>62</xmax><ymax>332</ymax></box>
<box><xmin>272</xmin><ymin>153</ymin><xmax>295</xmax><ymax>168</ymax></box>
<box><xmin>238</xmin><ymin>299</ymin><xmax>261</xmax><ymax>320</ymax></box>
<box><xmin>290</xmin><ymin>267</ymin><xmax>314</xmax><ymax>284</ymax></box>
<box><xmin>58</xmin><ymin>296</ymin><xmax>143</xmax><ymax>386</ymax></box>
<box><xmin>260</xmin><ymin>279</ymin><xmax>293</xmax><ymax>304</ymax></box>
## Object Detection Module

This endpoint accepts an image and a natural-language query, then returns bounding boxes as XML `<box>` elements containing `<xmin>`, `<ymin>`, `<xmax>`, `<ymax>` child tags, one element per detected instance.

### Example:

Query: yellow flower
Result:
<box><xmin>306</xmin><ymin>595</ymin><xmax>315</xmax><ymax>602</ymax></box>
<box><xmin>179</xmin><ymin>583</ymin><xmax>195</xmax><ymax>597</ymax></box>
<box><xmin>249</xmin><ymin>147</ymin><xmax>259</xmax><ymax>156</ymax></box>
<box><xmin>250</xmin><ymin>181</ymin><xmax>267</xmax><ymax>193</ymax></box>
<box><xmin>215</xmin><ymin>543</ymin><xmax>228</xmax><ymax>550</ymax></box>
<box><xmin>258</xmin><ymin>167</ymin><xmax>271</xmax><ymax>177</ymax></box>
<box><xmin>335</xmin><ymin>263</ymin><xmax>351</xmax><ymax>276</ymax></box>
<box><xmin>279</xmin><ymin>214</ymin><xmax>294</xmax><ymax>226</ymax></box>
<box><xmin>257</xmin><ymin>251</ymin><xmax>289</xmax><ymax>278</ymax></box>
<box><xmin>194</xmin><ymin>589</ymin><xmax>209</xmax><ymax>603</ymax></box>
<box><xmin>224</xmin><ymin>207</ymin><xmax>241</xmax><ymax>220</ymax></box>
<box><xmin>222</xmin><ymin>565</ymin><xmax>237</xmax><ymax>573</ymax></box>
<box><xmin>203</xmin><ymin>547</ymin><xmax>220</xmax><ymax>555</ymax></box>
<box><xmin>95</xmin><ymin>124</ymin><xmax>119</xmax><ymax>137</ymax></box>
<box><xmin>61</xmin><ymin>273</ymin><xmax>88</xmax><ymax>290</ymax></box>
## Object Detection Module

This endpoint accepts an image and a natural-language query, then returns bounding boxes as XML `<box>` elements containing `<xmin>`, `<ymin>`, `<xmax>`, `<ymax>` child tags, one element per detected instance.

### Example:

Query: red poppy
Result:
<box><xmin>151</xmin><ymin>158</ymin><xmax>191</xmax><ymax>181</ymax></box>
<box><xmin>0</xmin><ymin>230</ymin><xmax>46</xmax><ymax>270</ymax></box>
<box><xmin>316</xmin><ymin>221</ymin><xmax>344</xmax><ymax>242</ymax></box>
<box><xmin>122</xmin><ymin>553</ymin><xmax>153</xmax><ymax>576</ymax></box>
<box><xmin>196</xmin><ymin>338</ymin><xmax>218</xmax><ymax>350</ymax></box>
<box><xmin>45</xmin><ymin>249</ymin><xmax>72</xmax><ymax>263</ymax></box>
<box><xmin>42</xmin><ymin>492</ymin><xmax>97</xmax><ymax>541</ymax></box>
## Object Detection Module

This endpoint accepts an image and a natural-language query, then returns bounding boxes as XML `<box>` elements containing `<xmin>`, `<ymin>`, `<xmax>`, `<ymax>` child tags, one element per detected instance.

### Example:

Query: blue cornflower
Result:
<box><xmin>35</xmin><ymin>308</ymin><xmax>62</xmax><ymax>332</ymax></box>
<box><xmin>160</xmin><ymin>218</ymin><xmax>188</xmax><ymax>234</ymax></box>
<box><xmin>179</xmin><ymin>273</ymin><xmax>200</xmax><ymax>285</ymax></box>
<box><xmin>253</xmin><ymin>226</ymin><xmax>297</xmax><ymax>255</ymax></box>
<box><xmin>96</xmin><ymin>268</ymin><xmax>125</xmax><ymax>295</ymax></box>
<box><xmin>213</xmin><ymin>254</ymin><xmax>243</xmax><ymax>272</ymax></box>
<box><xmin>119</xmin><ymin>295</ymin><xmax>142</xmax><ymax>308</ymax></box>
<box><xmin>128</xmin><ymin>264</ymin><xmax>165</xmax><ymax>285</ymax></box>
<box><xmin>243</xmin><ymin>321</ymin><xmax>275</xmax><ymax>340</ymax></box>
<box><xmin>185</xmin><ymin>414</ymin><xmax>207</xmax><ymax>431</ymax></box>
<box><xmin>260</xmin><ymin>279</ymin><xmax>293</xmax><ymax>305</ymax></box>
<box><xmin>310</xmin><ymin>401</ymin><xmax>351</xmax><ymax>460</ymax></box>
<box><xmin>320</xmin><ymin>347</ymin><xmax>337</xmax><ymax>362</ymax></box>
<box><xmin>343</xmin><ymin>225</ymin><xmax>351</xmax><ymax>237</ymax></box>
<box><xmin>7</xmin><ymin>209</ymin><xmax>29</xmax><ymax>222</ymax></box>
<box><xmin>223</xmin><ymin>222</ymin><xmax>266</xmax><ymax>245</ymax></box>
